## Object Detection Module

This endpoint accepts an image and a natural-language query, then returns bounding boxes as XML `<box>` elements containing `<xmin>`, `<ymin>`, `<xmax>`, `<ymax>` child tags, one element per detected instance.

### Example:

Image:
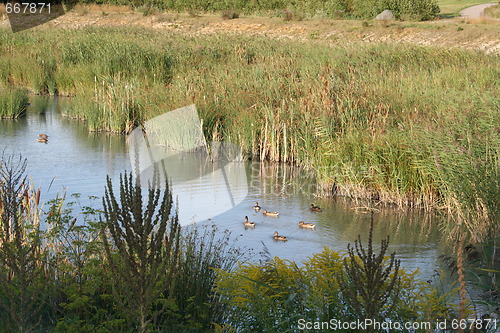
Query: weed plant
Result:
<box><xmin>484</xmin><ymin>4</ymin><xmax>500</xmax><ymax>18</ymax></box>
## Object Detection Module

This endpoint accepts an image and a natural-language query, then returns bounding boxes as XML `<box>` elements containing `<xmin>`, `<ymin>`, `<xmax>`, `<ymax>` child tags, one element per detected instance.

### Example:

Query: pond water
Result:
<box><xmin>0</xmin><ymin>96</ymin><xmax>451</xmax><ymax>282</ymax></box>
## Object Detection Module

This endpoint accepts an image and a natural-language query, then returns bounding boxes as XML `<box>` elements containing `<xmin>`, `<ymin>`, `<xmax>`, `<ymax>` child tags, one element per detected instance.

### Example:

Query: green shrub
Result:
<box><xmin>221</xmin><ymin>9</ymin><xmax>240</xmax><ymax>19</ymax></box>
<box><xmin>215</xmin><ymin>234</ymin><xmax>459</xmax><ymax>331</ymax></box>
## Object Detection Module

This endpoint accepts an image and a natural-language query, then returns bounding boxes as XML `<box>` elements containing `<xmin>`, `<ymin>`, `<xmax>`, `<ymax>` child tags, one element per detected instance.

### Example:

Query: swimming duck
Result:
<box><xmin>253</xmin><ymin>202</ymin><xmax>261</xmax><ymax>211</ymax></box>
<box><xmin>273</xmin><ymin>231</ymin><xmax>287</xmax><ymax>242</ymax></box>
<box><xmin>38</xmin><ymin>134</ymin><xmax>48</xmax><ymax>139</ymax></box>
<box><xmin>262</xmin><ymin>209</ymin><xmax>279</xmax><ymax>217</ymax></box>
<box><xmin>310</xmin><ymin>203</ymin><xmax>322</xmax><ymax>212</ymax></box>
<box><xmin>298</xmin><ymin>221</ymin><xmax>316</xmax><ymax>229</ymax></box>
<box><xmin>243</xmin><ymin>216</ymin><xmax>255</xmax><ymax>228</ymax></box>
<box><xmin>36</xmin><ymin>137</ymin><xmax>48</xmax><ymax>143</ymax></box>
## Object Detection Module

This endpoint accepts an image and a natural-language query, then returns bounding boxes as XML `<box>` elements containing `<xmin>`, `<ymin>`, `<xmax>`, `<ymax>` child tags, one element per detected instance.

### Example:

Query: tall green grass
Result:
<box><xmin>0</xmin><ymin>27</ymin><xmax>498</xmax><ymax>243</ymax></box>
<box><xmin>0</xmin><ymin>88</ymin><xmax>28</xmax><ymax>119</ymax></box>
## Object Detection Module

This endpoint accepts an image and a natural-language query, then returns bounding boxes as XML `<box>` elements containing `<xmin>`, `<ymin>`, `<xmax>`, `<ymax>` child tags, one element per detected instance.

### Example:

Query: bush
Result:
<box><xmin>216</xmin><ymin>247</ymin><xmax>458</xmax><ymax>331</ymax></box>
<box><xmin>282</xmin><ymin>8</ymin><xmax>303</xmax><ymax>21</ymax></box>
<box><xmin>351</xmin><ymin>0</ymin><xmax>439</xmax><ymax>20</ymax></box>
<box><xmin>221</xmin><ymin>9</ymin><xmax>240</xmax><ymax>20</ymax></box>
<box><xmin>386</xmin><ymin>0</ymin><xmax>440</xmax><ymax>21</ymax></box>
<box><xmin>47</xmin><ymin>0</ymin><xmax>440</xmax><ymax>21</ymax></box>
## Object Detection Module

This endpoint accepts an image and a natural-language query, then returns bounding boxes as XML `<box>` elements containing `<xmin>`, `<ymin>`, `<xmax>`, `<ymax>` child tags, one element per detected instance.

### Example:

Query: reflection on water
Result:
<box><xmin>191</xmin><ymin>162</ymin><xmax>447</xmax><ymax>280</ymax></box>
<box><xmin>0</xmin><ymin>96</ymin><xmax>129</xmax><ymax>206</ymax></box>
<box><xmin>0</xmin><ymin>96</ymin><xmax>448</xmax><ymax>281</ymax></box>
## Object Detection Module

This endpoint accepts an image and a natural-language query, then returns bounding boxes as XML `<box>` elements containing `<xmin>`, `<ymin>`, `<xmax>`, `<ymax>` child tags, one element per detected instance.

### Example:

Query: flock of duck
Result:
<box><xmin>36</xmin><ymin>134</ymin><xmax>48</xmax><ymax>143</ymax></box>
<box><xmin>244</xmin><ymin>202</ymin><xmax>322</xmax><ymax>242</ymax></box>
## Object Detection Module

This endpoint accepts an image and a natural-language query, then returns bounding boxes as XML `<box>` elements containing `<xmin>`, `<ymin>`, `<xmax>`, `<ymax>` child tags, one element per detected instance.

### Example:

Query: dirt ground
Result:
<box><xmin>1</xmin><ymin>4</ymin><xmax>499</xmax><ymax>54</ymax></box>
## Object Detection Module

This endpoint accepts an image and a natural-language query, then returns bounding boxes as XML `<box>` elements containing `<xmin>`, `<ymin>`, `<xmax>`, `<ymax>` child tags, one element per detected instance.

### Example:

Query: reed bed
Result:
<box><xmin>0</xmin><ymin>27</ymin><xmax>498</xmax><ymax>243</ymax></box>
<box><xmin>0</xmin><ymin>88</ymin><xmax>28</xmax><ymax>119</ymax></box>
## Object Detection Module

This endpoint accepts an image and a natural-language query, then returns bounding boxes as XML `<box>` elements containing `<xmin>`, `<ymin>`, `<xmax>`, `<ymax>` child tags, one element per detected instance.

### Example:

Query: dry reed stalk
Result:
<box><xmin>457</xmin><ymin>238</ymin><xmax>467</xmax><ymax>333</ymax></box>
<box><xmin>261</xmin><ymin>118</ymin><xmax>268</xmax><ymax>161</ymax></box>
<box><xmin>283</xmin><ymin>122</ymin><xmax>288</xmax><ymax>163</ymax></box>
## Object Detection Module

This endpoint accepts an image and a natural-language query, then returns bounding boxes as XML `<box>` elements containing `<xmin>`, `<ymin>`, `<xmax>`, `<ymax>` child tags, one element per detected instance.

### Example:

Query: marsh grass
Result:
<box><xmin>0</xmin><ymin>88</ymin><xmax>28</xmax><ymax>119</ymax></box>
<box><xmin>0</xmin><ymin>27</ymin><xmax>498</xmax><ymax>243</ymax></box>
<box><xmin>169</xmin><ymin>224</ymin><xmax>248</xmax><ymax>330</ymax></box>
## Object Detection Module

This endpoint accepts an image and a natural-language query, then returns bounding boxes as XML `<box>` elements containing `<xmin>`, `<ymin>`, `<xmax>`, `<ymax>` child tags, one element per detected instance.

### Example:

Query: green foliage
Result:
<box><xmin>168</xmin><ymin>225</ymin><xmax>245</xmax><ymax>330</ymax></box>
<box><xmin>0</xmin><ymin>88</ymin><xmax>28</xmax><ymax>119</ymax></box>
<box><xmin>0</xmin><ymin>153</ymin><xmax>51</xmax><ymax>332</ymax></box>
<box><xmin>101</xmin><ymin>171</ymin><xmax>181</xmax><ymax>332</ymax></box>
<box><xmin>339</xmin><ymin>215</ymin><xmax>401</xmax><ymax>322</ymax></box>
<box><xmin>44</xmin><ymin>195</ymin><xmax>122</xmax><ymax>333</ymax></box>
<box><xmin>65</xmin><ymin>0</ymin><xmax>439</xmax><ymax>20</ymax></box>
<box><xmin>418</xmin><ymin>110</ymin><xmax>500</xmax><ymax>244</ymax></box>
<box><xmin>215</xmin><ymin>246</ymin><xmax>459</xmax><ymax>332</ymax></box>
<box><xmin>378</xmin><ymin>0</ymin><xmax>440</xmax><ymax>21</ymax></box>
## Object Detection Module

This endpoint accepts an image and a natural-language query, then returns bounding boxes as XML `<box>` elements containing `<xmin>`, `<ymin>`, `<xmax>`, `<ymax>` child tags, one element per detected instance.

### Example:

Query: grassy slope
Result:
<box><xmin>484</xmin><ymin>3</ymin><xmax>500</xmax><ymax>17</ymax></box>
<box><xmin>437</xmin><ymin>0</ymin><xmax>498</xmax><ymax>17</ymax></box>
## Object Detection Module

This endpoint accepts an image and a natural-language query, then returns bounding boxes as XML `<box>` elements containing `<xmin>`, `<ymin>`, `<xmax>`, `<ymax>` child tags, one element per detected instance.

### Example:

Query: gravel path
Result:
<box><xmin>459</xmin><ymin>3</ymin><xmax>498</xmax><ymax>18</ymax></box>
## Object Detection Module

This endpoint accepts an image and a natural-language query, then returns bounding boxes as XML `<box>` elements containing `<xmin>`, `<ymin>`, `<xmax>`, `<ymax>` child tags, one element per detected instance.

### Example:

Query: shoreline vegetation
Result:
<box><xmin>0</xmin><ymin>154</ymin><xmax>491</xmax><ymax>332</ymax></box>
<box><xmin>0</xmin><ymin>88</ymin><xmax>28</xmax><ymax>119</ymax></box>
<box><xmin>1</xmin><ymin>26</ymin><xmax>498</xmax><ymax>245</ymax></box>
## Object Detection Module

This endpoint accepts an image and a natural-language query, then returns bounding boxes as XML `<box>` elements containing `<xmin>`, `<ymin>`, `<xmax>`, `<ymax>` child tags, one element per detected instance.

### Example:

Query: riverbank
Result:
<box><xmin>0</xmin><ymin>10</ymin><xmax>498</xmax><ymax>245</ymax></box>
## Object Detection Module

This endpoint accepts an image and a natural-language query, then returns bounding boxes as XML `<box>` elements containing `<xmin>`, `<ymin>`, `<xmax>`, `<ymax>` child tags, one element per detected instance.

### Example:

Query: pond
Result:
<box><xmin>0</xmin><ymin>95</ymin><xmax>451</xmax><ymax>281</ymax></box>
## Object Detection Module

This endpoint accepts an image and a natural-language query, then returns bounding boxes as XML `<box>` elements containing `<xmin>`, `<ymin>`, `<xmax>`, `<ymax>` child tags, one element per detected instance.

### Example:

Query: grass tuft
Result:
<box><xmin>0</xmin><ymin>88</ymin><xmax>28</xmax><ymax>119</ymax></box>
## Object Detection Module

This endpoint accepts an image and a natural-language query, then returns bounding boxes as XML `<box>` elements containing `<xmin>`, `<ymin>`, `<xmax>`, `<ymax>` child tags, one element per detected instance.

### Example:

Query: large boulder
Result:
<box><xmin>376</xmin><ymin>10</ymin><xmax>395</xmax><ymax>20</ymax></box>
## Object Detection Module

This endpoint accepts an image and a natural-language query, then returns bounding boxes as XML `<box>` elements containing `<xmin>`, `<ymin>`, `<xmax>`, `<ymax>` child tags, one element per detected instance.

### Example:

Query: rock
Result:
<box><xmin>376</xmin><ymin>10</ymin><xmax>395</xmax><ymax>21</ymax></box>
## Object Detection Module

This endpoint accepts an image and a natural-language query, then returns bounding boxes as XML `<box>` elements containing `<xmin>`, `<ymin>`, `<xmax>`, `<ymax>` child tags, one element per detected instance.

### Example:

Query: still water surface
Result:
<box><xmin>0</xmin><ymin>96</ymin><xmax>449</xmax><ymax>281</ymax></box>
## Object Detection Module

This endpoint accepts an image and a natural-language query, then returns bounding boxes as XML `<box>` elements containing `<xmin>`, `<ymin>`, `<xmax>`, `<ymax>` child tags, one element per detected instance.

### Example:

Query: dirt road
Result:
<box><xmin>460</xmin><ymin>3</ymin><xmax>498</xmax><ymax>18</ymax></box>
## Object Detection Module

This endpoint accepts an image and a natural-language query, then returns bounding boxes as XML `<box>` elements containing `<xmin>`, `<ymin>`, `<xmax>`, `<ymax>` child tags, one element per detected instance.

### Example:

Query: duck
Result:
<box><xmin>310</xmin><ymin>203</ymin><xmax>322</xmax><ymax>212</ymax></box>
<box><xmin>262</xmin><ymin>209</ymin><xmax>279</xmax><ymax>217</ymax></box>
<box><xmin>273</xmin><ymin>231</ymin><xmax>287</xmax><ymax>242</ymax></box>
<box><xmin>253</xmin><ymin>202</ymin><xmax>261</xmax><ymax>212</ymax></box>
<box><xmin>243</xmin><ymin>216</ymin><xmax>255</xmax><ymax>228</ymax></box>
<box><xmin>298</xmin><ymin>221</ymin><xmax>316</xmax><ymax>229</ymax></box>
<box><xmin>38</xmin><ymin>134</ymin><xmax>48</xmax><ymax>139</ymax></box>
<box><xmin>36</xmin><ymin>137</ymin><xmax>48</xmax><ymax>143</ymax></box>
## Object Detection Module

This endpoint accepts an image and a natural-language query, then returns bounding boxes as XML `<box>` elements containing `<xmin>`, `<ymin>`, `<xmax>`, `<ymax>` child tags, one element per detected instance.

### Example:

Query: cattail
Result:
<box><xmin>35</xmin><ymin>189</ymin><xmax>40</xmax><ymax>206</ymax></box>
